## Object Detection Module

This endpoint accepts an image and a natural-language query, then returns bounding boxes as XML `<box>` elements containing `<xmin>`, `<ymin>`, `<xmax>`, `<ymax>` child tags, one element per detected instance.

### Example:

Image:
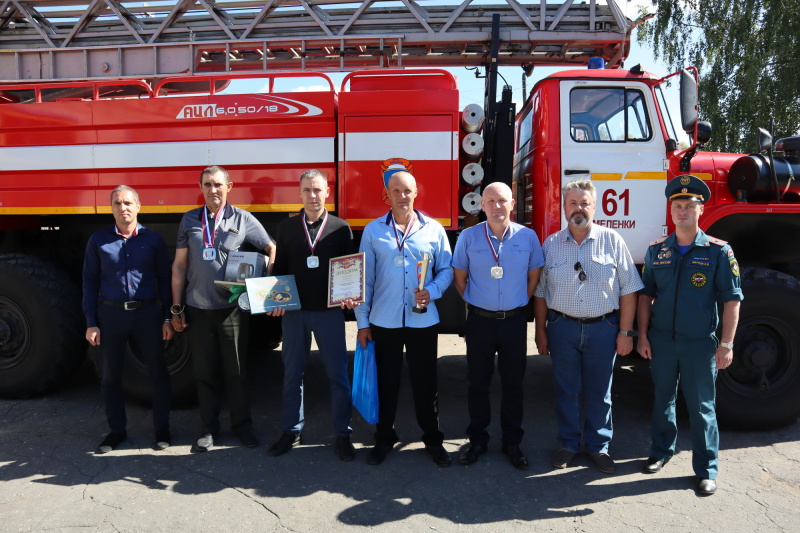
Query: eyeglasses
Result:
<box><xmin>574</xmin><ymin>261</ymin><xmax>587</xmax><ymax>282</ymax></box>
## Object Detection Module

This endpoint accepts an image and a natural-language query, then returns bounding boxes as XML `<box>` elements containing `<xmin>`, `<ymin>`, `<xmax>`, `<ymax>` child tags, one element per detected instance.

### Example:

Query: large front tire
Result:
<box><xmin>717</xmin><ymin>268</ymin><xmax>800</xmax><ymax>429</ymax></box>
<box><xmin>0</xmin><ymin>254</ymin><xmax>85</xmax><ymax>397</ymax></box>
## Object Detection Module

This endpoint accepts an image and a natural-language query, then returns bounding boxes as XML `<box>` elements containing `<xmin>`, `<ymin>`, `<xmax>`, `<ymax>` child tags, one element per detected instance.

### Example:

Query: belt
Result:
<box><xmin>102</xmin><ymin>299</ymin><xmax>156</xmax><ymax>311</ymax></box>
<box><xmin>468</xmin><ymin>304</ymin><xmax>525</xmax><ymax>320</ymax></box>
<box><xmin>557</xmin><ymin>310</ymin><xmax>617</xmax><ymax>324</ymax></box>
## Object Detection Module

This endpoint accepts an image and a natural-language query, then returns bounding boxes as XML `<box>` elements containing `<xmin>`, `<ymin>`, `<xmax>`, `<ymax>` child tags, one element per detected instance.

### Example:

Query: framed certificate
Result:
<box><xmin>244</xmin><ymin>275</ymin><xmax>301</xmax><ymax>314</ymax></box>
<box><xmin>328</xmin><ymin>252</ymin><xmax>366</xmax><ymax>307</ymax></box>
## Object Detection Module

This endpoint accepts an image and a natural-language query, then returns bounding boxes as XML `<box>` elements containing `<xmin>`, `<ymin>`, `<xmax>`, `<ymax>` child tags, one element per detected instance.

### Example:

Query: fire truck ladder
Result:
<box><xmin>0</xmin><ymin>1</ymin><xmax>632</xmax><ymax>82</ymax></box>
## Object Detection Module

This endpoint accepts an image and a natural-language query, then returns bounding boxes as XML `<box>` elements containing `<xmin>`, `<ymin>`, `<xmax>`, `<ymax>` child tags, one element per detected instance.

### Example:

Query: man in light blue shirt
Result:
<box><xmin>452</xmin><ymin>182</ymin><xmax>544</xmax><ymax>469</ymax></box>
<box><xmin>355</xmin><ymin>171</ymin><xmax>454</xmax><ymax>467</ymax></box>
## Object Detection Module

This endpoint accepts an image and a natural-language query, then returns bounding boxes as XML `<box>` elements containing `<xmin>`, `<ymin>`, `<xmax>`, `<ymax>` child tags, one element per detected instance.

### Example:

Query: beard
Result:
<box><xmin>568</xmin><ymin>211</ymin><xmax>591</xmax><ymax>229</ymax></box>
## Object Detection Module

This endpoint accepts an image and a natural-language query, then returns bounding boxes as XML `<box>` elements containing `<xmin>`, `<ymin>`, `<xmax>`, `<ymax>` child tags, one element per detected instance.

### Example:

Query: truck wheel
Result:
<box><xmin>717</xmin><ymin>268</ymin><xmax>800</xmax><ymax>429</ymax></box>
<box><xmin>89</xmin><ymin>331</ymin><xmax>197</xmax><ymax>409</ymax></box>
<box><xmin>0</xmin><ymin>254</ymin><xmax>85</xmax><ymax>397</ymax></box>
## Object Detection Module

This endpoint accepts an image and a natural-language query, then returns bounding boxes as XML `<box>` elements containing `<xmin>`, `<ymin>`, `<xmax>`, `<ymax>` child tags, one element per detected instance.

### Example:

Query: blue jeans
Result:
<box><xmin>281</xmin><ymin>309</ymin><xmax>352</xmax><ymax>437</ymax></box>
<box><xmin>546</xmin><ymin>309</ymin><xmax>619</xmax><ymax>454</ymax></box>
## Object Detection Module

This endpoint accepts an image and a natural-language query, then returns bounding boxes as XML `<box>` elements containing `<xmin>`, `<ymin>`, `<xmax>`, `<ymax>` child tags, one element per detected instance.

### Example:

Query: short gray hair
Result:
<box><xmin>110</xmin><ymin>184</ymin><xmax>140</xmax><ymax>204</ymax></box>
<box><xmin>300</xmin><ymin>169</ymin><xmax>327</xmax><ymax>184</ymax></box>
<box><xmin>200</xmin><ymin>165</ymin><xmax>230</xmax><ymax>184</ymax></box>
<box><xmin>562</xmin><ymin>179</ymin><xmax>596</xmax><ymax>203</ymax></box>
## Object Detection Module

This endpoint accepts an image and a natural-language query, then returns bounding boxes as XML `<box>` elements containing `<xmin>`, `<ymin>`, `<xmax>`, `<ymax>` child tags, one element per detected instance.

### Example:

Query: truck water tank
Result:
<box><xmin>728</xmin><ymin>152</ymin><xmax>800</xmax><ymax>201</ymax></box>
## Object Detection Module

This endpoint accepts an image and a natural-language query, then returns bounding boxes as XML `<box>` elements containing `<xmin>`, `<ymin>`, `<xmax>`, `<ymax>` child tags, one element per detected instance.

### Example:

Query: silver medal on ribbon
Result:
<box><xmin>491</xmin><ymin>266</ymin><xmax>504</xmax><ymax>279</ymax></box>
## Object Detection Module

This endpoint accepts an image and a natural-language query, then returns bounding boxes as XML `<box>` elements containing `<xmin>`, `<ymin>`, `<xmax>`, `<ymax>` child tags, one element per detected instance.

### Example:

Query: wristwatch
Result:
<box><xmin>720</xmin><ymin>341</ymin><xmax>734</xmax><ymax>350</ymax></box>
<box><xmin>618</xmin><ymin>330</ymin><xmax>638</xmax><ymax>337</ymax></box>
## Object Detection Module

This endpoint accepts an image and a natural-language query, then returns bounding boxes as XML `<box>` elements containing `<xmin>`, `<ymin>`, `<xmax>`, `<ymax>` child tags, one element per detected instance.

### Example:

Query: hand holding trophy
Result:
<box><xmin>412</xmin><ymin>252</ymin><xmax>431</xmax><ymax>314</ymax></box>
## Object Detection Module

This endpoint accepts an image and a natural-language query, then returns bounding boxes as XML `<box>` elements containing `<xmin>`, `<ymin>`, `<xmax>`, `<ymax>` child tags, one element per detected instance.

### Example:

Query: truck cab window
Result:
<box><xmin>570</xmin><ymin>87</ymin><xmax>652</xmax><ymax>142</ymax></box>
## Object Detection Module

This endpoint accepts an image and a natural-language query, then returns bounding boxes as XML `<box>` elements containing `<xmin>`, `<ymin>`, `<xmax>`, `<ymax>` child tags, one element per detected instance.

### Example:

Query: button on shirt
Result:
<box><xmin>176</xmin><ymin>203</ymin><xmax>273</xmax><ymax>309</ymax></box>
<box><xmin>453</xmin><ymin>221</ymin><xmax>544</xmax><ymax>311</ymax></box>
<box><xmin>82</xmin><ymin>224</ymin><xmax>172</xmax><ymax>327</ymax></box>
<box><xmin>354</xmin><ymin>210</ymin><xmax>454</xmax><ymax>329</ymax></box>
<box><xmin>535</xmin><ymin>224</ymin><xmax>643</xmax><ymax>318</ymax></box>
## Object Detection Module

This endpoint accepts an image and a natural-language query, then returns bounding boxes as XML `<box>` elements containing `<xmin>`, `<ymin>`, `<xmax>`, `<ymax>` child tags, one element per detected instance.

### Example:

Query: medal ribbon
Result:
<box><xmin>202</xmin><ymin>205</ymin><xmax>224</xmax><ymax>249</ymax></box>
<box><xmin>302</xmin><ymin>210</ymin><xmax>329</xmax><ymax>255</ymax></box>
<box><xmin>391</xmin><ymin>213</ymin><xmax>417</xmax><ymax>253</ymax></box>
<box><xmin>483</xmin><ymin>222</ymin><xmax>509</xmax><ymax>266</ymax></box>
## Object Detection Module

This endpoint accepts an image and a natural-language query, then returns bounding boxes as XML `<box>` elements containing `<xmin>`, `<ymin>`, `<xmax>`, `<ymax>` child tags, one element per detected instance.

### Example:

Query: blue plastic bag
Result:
<box><xmin>352</xmin><ymin>340</ymin><xmax>379</xmax><ymax>424</ymax></box>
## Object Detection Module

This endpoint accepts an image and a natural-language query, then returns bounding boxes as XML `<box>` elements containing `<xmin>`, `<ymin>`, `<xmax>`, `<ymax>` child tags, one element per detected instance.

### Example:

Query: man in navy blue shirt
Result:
<box><xmin>453</xmin><ymin>182</ymin><xmax>544</xmax><ymax>469</ymax></box>
<box><xmin>83</xmin><ymin>185</ymin><xmax>173</xmax><ymax>454</ymax></box>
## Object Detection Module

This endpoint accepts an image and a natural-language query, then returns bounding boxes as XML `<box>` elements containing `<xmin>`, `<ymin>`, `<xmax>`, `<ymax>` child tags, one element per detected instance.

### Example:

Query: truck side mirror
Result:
<box><xmin>680</xmin><ymin>69</ymin><xmax>698</xmax><ymax>133</ymax></box>
<box><xmin>697</xmin><ymin>121</ymin><xmax>712</xmax><ymax>144</ymax></box>
<box><xmin>757</xmin><ymin>127</ymin><xmax>773</xmax><ymax>153</ymax></box>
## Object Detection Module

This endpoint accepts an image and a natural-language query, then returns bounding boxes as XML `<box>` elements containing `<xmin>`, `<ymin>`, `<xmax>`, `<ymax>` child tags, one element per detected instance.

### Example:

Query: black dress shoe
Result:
<box><xmin>501</xmin><ymin>444</ymin><xmax>529</xmax><ymax>470</ymax></box>
<box><xmin>458</xmin><ymin>442</ymin><xmax>488</xmax><ymax>466</ymax></box>
<box><xmin>153</xmin><ymin>430</ymin><xmax>171</xmax><ymax>451</ymax></box>
<box><xmin>335</xmin><ymin>436</ymin><xmax>356</xmax><ymax>462</ymax></box>
<box><xmin>697</xmin><ymin>478</ymin><xmax>717</xmax><ymax>495</ymax></box>
<box><xmin>366</xmin><ymin>441</ymin><xmax>394</xmax><ymax>465</ymax></box>
<box><xmin>590</xmin><ymin>452</ymin><xmax>616</xmax><ymax>474</ymax></box>
<box><xmin>643</xmin><ymin>457</ymin><xmax>667</xmax><ymax>474</ymax></box>
<box><xmin>235</xmin><ymin>428</ymin><xmax>259</xmax><ymax>448</ymax></box>
<box><xmin>96</xmin><ymin>431</ymin><xmax>127</xmax><ymax>454</ymax></box>
<box><xmin>425</xmin><ymin>444</ymin><xmax>452</xmax><ymax>467</ymax></box>
<box><xmin>267</xmin><ymin>431</ymin><xmax>301</xmax><ymax>457</ymax></box>
<box><xmin>551</xmin><ymin>448</ymin><xmax>576</xmax><ymax>469</ymax></box>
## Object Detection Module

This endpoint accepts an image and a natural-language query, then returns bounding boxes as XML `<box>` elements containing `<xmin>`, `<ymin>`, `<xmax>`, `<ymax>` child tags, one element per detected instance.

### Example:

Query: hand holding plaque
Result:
<box><xmin>412</xmin><ymin>252</ymin><xmax>431</xmax><ymax>314</ymax></box>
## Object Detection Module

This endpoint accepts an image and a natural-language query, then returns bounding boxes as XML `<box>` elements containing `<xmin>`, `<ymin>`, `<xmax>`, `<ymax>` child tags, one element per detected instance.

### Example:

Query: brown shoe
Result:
<box><xmin>550</xmin><ymin>448</ymin><xmax>575</xmax><ymax>469</ymax></box>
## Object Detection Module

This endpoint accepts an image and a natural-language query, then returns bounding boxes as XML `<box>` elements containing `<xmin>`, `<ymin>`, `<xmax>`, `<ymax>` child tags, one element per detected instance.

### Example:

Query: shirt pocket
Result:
<box><xmin>545</xmin><ymin>257</ymin><xmax>570</xmax><ymax>285</ymax></box>
<box><xmin>590</xmin><ymin>254</ymin><xmax>615</xmax><ymax>285</ymax></box>
<box><xmin>218</xmin><ymin>228</ymin><xmax>245</xmax><ymax>253</ymax></box>
<box><xmin>504</xmin><ymin>246</ymin><xmax>532</xmax><ymax>272</ymax></box>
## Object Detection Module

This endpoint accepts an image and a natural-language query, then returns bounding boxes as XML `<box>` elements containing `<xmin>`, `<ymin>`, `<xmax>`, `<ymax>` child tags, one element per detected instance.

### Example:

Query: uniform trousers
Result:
<box><xmin>371</xmin><ymin>324</ymin><xmax>444</xmax><ymax>447</ymax></box>
<box><xmin>97</xmin><ymin>301</ymin><xmax>170</xmax><ymax>435</ymax></box>
<box><xmin>280</xmin><ymin>309</ymin><xmax>352</xmax><ymax>437</ymax></box>
<box><xmin>546</xmin><ymin>309</ymin><xmax>619</xmax><ymax>453</ymax></box>
<box><xmin>649</xmin><ymin>328</ymin><xmax>719</xmax><ymax>479</ymax></box>
<box><xmin>464</xmin><ymin>308</ymin><xmax>527</xmax><ymax>446</ymax></box>
<box><xmin>186</xmin><ymin>305</ymin><xmax>251</xmax><ymax>435</ymax></box>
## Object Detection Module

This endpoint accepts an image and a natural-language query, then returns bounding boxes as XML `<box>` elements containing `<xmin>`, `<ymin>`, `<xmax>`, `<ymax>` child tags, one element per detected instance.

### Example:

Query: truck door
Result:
<box><xmin>559</xmin><ymin>80</ymin><xmax>667</xmax><ymax>262</ymax></box>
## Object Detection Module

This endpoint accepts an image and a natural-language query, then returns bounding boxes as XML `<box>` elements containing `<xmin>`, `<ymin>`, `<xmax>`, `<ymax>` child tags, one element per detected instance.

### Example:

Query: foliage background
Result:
<box><xmin>637</xmin><ymin>0</ymin><xmax>800</xmax><ymax>153</ymax></box>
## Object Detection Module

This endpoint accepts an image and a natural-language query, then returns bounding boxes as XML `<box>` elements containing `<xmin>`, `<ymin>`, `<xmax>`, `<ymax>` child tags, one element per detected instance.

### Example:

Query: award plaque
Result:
<box><xmin>412</xmin><ymin>252</ymin><xmax>431</xmax><ymax>313</ymax></box>
<box><xmin>328</xmin><ymin>252</ymin><xmax>366</xmax><ymax>307</ymax></box>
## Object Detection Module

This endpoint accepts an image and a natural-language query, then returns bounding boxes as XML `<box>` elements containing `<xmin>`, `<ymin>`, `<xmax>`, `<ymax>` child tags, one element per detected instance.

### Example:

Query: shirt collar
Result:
<box><xmin>303</xmin><ymin>208</ymin><xmax>327</xmax><ymax>227</ymax></box>
<box><xmin>562</xmin><ymin>223</ymin><xmax>597</xmax><ymax>243</ymax></box>
<box><xmin>663</xmin><ymin>228</ymin><xmax>708</xmax><ymax>249</ymax></box>
<box><xmin>113</xmin><ymin>222</ymin><xmax>143</xmax><ymax>237</ymax></box>
<box><xmin>383</xmin><ymin>209</ymin><xmax>427</xmax><ymax>227</ymax></box>
<box><xmin>206</xmin><ymin>202</ymin><xmax>233</xmax><ymax>220</ymax></box>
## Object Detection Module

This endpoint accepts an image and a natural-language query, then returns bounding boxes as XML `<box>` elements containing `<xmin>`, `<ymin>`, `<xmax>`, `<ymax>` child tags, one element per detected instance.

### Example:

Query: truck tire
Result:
<box><xmin>717</xmin><ymin>268</ymin><xmax>800</xmax><ymax>429</ymax></box>
<box><xmin>0</xmin><ymin>253</ymin><xmax>85</xmax><ymax>397</ymax></box>
<box><xmin>89</xmin><ymin>331</ymin><xmax>197</xmax><ymax>409</ymax></box>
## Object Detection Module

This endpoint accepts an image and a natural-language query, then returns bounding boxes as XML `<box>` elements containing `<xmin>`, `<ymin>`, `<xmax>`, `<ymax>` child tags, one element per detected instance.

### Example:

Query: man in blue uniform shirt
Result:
<box><xmin>452</xmin><ymin>182</ymin><xmax>544</xmax><ymax>469</ymax></box>
<box><xmin>83</xmin><ymin>185</ymin><xmax>173</xmax><ymax>454</ymax></box>
<box><xmin>638</xmin><ymin>174</ymin><xmax>743</xmax><ymax>496</ymax></box>
<box><xmin>354</xmin><ymin>171</ymin><xmax>454</xmax><ymax>467</ymax></box>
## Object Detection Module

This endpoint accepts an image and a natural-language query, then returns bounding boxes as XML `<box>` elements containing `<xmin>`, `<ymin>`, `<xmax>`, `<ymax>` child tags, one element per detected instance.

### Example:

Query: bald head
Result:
<box><xmin>387</xmin><ymin>171</ymin><xmax>418</xmax><ymax>220</ymax></box>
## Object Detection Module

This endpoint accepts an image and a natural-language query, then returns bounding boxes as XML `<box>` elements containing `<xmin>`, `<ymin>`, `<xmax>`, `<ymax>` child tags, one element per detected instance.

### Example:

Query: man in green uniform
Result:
<box><xmin>637</xmin><ymin>175</ymin><xmax>743</xmax><ymax>496</ymax></box>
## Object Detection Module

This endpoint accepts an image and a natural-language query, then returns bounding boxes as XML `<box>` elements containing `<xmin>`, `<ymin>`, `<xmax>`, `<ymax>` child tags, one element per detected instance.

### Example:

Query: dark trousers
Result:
<box><xmin>371</xmin><ymin>324</ymin><xmax>443</xmax><ymax>447</ymax></box>
<box><xmin>97</xmin><ymin>301</ymin><xmax>171</xmax><ymax>435</ymax></box>
<box><xmin>464</xmin><ymin>309</ymin><xmax>527</xmax><ymax>446</ymax></box>
<box><xmin>186</xmin><ymin>305</ymin><xmax>251</xmax><ymax>435</ymax></box>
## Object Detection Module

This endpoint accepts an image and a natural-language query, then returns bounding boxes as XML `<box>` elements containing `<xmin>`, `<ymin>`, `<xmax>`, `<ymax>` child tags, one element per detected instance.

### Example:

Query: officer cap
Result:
<box><xmin>665</xmin><ymin>174</ymin><xmax>711</xmax><ymax>204</ymax></box>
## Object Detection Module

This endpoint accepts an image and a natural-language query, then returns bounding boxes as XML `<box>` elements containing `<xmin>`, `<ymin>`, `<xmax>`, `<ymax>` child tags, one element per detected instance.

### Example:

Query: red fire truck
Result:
<box><xmin>0</xmin><ymin>1</ymin><xmax>797</xmax><ymax>429</ymax></box>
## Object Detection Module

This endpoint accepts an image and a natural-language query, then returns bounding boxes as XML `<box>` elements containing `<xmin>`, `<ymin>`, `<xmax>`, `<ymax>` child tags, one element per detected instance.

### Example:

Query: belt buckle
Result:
<box><xmin>497</xmin><ymin>311</ymin><xmax>506</xmax><ymax>319</ymax></box>
<box><xmin>123</xmin><ymin>301</ymin><xmax>135</xmax><ymax>311</ymax></box>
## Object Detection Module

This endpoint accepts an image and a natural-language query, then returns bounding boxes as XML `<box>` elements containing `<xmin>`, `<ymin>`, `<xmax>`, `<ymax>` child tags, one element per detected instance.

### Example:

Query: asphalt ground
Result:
<box><xmin>1</xmin><ymin>323</ymin><xmax>798</xmax><ymax>532</ymax></box>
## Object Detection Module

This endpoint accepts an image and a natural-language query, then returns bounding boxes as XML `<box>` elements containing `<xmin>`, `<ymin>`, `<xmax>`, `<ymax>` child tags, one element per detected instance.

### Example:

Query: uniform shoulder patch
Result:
<box><xmin>649</xmin><ymin>237</ymin><xmax>667</xmax><ymax>246</ymax></box>
<box><xmin>707</xmin><ymin>236</ymin><xmax>728</xmax><ymax>246</ymax></box>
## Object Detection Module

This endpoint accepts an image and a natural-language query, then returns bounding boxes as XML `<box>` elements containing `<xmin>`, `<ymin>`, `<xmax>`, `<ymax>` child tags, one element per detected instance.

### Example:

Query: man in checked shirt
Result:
<box><xmin>533</xmin><ymin>179</ymin><xmax>643</xmax><ymax>474</ymax></box>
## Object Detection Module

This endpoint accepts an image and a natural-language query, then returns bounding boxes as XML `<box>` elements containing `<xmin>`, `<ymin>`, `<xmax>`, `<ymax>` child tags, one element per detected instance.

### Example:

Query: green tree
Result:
<box><xmin>637</xmin><ymin>0</ymin><xmax>800</xmax><ymax>154</ymax></box>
